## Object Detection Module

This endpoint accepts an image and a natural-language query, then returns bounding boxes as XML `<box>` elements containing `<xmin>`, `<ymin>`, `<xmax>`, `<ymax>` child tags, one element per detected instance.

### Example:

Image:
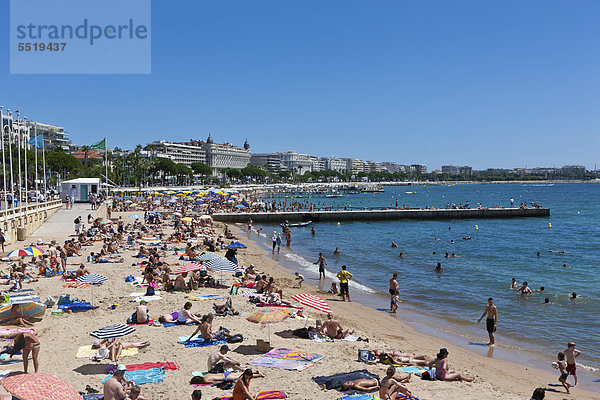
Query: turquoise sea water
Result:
<box><xmin>255</xmin><ymin>183</ymin><xmax>600</xmax><ymax>374</ymax></box>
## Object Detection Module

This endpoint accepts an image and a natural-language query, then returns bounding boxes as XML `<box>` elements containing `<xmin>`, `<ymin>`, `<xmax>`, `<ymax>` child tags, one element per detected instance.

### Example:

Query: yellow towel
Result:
<box><xmin>76</xmin><ymin>345</ymin><xmax>138</xmax><ymax>358</ymax></box>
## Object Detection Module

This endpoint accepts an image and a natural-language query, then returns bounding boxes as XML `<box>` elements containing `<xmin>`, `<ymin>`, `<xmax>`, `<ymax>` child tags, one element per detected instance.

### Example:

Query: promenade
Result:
<box><xmin>210</xmin><ymin>207</ymin><xmax>550</xmax><ymax>223</ymax></box>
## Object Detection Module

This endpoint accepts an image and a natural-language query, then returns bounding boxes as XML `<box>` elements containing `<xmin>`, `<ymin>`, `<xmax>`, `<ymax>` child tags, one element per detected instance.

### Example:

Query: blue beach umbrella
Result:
<box><xmin>225</xmin><ymin>242</ymin><xmax>247</xmax><ymax>249</ymax></box>
<box><xmin>204</xmin><ymin>258</ymin><xmax>239</xmax><ymax>273</ymax></box>
<box><xmin>234</xmin><ymin>204</ymin><xmax>246</xmax><ymax>209</ymax></box>
<box><xmin>196</xmin><ymin>253</ymin><xmax>221</xmax><ymax>261</ymax></box>
<box><xmin>128</xmin><ymin>214</ymin><xmax>142</xmax><ymax>219</ymax></box>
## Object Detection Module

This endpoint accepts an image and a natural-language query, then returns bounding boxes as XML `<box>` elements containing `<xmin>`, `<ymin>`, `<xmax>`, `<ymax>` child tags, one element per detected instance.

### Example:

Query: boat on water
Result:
<box><xmin>361</xmin><ymin>185</ymin><xmax>384</xmax><ymax>193</ymax></box>
<box><xmin>280</xmin><ymin>221</ymin><xmax>313</xmax><ymax>227</ymax></box>
<box><xmin>325</xmin><ymin>192</ymin><xmax>343</xmax><ymax>198</ymax></box>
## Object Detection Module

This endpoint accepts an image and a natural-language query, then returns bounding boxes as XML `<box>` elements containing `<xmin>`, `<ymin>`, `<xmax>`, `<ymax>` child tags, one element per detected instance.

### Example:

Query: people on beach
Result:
<box><xmin>563</xmin><ymin>341</ymin><xmax>580</xmax><ymax>387</ymax></box>
<box><xmin>315</xmin><ymin>252</ymin><xmax>327</xmax><ymax>280</ymax></box>
<box><xmin>427</xmin><ymin>348</ymin><xmax>473</xmax><ymax>382</ymax></box>
<box><xmin>187</xmin><ymin>313</ymin><xmax>234</xmax><ymax>342</ymax></box>
<box><xmin>556</xmin><ymin>352</ymin><xmax>571</xmax><ymax>393</ymax></box>
<box><xmin>9</xmin><ymin>332</ymin><xmax>40</xmax><ymax>373</ymax></box>
<box><xmin>103</xmin><ymin>364</ymin><xmax>133</xmax><ymax>400</ymax></box>
<box><xmin>389</xmin><ymin>273</ymin><xmax>399</xmax><ymax>312</ymax></box>
<box><xmin>232</xmin><ymin>368</ymin><xmax>263</xmax><ymax>400</ymax></box>
<box><xmin>191</xmin><ymin>389</ymin><xmax>203</xmax><ymax>400</ymax></box>
<box><xmin>477</xmin><ymin>298</ymin><xmax>497</xmax><ymax>346</ymax></box>
<box><xmin>320</xmin><ymin>313</ymin><xmax>353</xmax><ymax>339</ymax></box>
<box><xmin>340</xmin><ymin>377</ymin><xmax>380</xmax><ymax>392</ymax></box>
<box><xmin>294</xmin><ymin>272</ymin><xmax>304</xmax><ymax>288</ymax></box>
<box><xmin>208</xmin><ymin>345</ymin><xmax>242</xmax><ymax>371</ymax></box>
<box><xmin>379</xmin><ymin>365</ymin><xmax>412</xmax><ymax>399</ymax></box>
<box><xmin>129</xmin><ymin>385</ymin><xmax>147</xmax><ymax>400</ymax></box>
<box><xmin>328</xmin><ymin>282</ymin><xmax>339</xmax><ymax>295</ymax></box>
<box><xmin>337</xmin><ymin>265</ymin><xmax>352</xmax><ymax>302</ymax></box>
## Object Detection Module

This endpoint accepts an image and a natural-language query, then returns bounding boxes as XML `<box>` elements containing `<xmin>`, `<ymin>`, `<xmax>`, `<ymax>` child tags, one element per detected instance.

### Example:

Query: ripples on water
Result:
<box><xmin>261</xmin><ymin>183</ymin><xmax>600</xmax><ymax>372</ymax></box>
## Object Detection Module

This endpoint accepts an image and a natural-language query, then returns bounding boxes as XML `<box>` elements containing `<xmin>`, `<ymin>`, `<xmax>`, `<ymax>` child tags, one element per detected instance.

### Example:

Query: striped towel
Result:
<box><xmin>63</xmin><ymin>282</ymin><xmax>92</xmax><ymax>288</ymax></box>
<box><xmin>76</xmin><ymin>345</ymin><xmax>138</xmax><ymax>358</ymax></box>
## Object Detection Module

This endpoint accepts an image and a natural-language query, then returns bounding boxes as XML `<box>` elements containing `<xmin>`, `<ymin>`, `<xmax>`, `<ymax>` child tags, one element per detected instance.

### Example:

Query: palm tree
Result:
<box><xmin>81</xmin><ymin>145</ymin><xmax>91</xmax><ymax>165</ymax></box>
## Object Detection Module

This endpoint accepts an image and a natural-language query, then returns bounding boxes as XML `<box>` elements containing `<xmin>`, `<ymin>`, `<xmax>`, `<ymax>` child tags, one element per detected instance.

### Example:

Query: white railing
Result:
<box><xmin>0</xmin><ymin>199</ymin><xmax>63</xmax><ymax>222</ymax></box>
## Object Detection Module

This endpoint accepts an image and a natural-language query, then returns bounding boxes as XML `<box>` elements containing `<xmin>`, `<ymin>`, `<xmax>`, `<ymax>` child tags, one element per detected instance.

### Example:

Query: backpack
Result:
<box><xmin>145</xmin><ymin>286</ymin><xmax>155</xmax><ymax>296</ymax></box>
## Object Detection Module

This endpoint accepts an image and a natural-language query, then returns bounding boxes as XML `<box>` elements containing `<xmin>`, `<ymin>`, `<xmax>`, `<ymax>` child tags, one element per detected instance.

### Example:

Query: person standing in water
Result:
<box><xmin>315</xmin><ymin>252</ymin><xmax>327</xmax><ymax>280</ymax></box>
<box><xmin>389</xmin><ymin>273</ymin><xmax>399</xmax><ymax>311</ymax></box>
<box><xmin>477</xmin><ymin>298</ymin><xmax>497</xmax><ymax>346</ymax></box>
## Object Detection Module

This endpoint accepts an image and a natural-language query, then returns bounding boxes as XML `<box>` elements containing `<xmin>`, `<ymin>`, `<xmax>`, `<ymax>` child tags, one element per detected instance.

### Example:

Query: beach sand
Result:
<box><xmin>0</xmin><ymin>207</ymin><xmax>596</xmax><ymax>400</ymax></box>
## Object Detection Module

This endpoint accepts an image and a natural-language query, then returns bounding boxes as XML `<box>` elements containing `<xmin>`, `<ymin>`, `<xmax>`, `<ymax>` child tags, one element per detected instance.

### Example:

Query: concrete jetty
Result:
<box><xmin>210</xmin><ymin>207</ymin><xmax>550</xmax><ymax>223</ymax></box>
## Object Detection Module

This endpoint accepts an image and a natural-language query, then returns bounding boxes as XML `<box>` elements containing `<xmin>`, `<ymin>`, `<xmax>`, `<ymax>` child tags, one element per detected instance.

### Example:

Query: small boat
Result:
<box><xmin>280</xmin><ymin>221</ymin><xmax>313</xmax><ymax>227</ymax></box>
<box><xmin>405</xmin><ymin>191</ymin><xmax>416</xmax><ymax>194</ymax></box>
<box><xmin>325</xmin><ymin>193</ymin><xmax>343</xmax><ymax>198</ymax></box>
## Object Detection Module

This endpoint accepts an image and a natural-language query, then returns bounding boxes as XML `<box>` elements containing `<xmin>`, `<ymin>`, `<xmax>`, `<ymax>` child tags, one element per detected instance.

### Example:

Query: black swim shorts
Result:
<box><xmin>340</xmin><ymin>282</ymin><xmax>349</xmax><ymax>295</ymax></box>
<box><xmin>389</xmin><ymin>288</ymin><xmax>396</xmax><ymax>296</ymax></box>
<box><xmin>486</xmin><ymin>318</ymin><xmax>496</xmax><ymax>333</ymax></box>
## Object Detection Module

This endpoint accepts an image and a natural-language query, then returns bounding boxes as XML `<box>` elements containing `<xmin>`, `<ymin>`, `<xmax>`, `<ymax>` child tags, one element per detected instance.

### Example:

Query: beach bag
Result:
<box><xmin>145</xmin><ymin>286</ymin><xmax>155</xmax><ymax>296</ymax></box>
<box><xmin>226</xmin><ymin>334</ymin><xmax>243</xmax><ymax>343</ymax></box>
<box><xmin>44</xmin><ymin>296</ymin><xmax>56</xmax><ymax>307</ymax></box>
<box><xmin>421</xmin><ymin>369</ymin><xmax>436</xmax><ymax>380</ymax></box>
<box><xmin>125</xmin><ymin>275</ymin><xmax>135</xmax><ymax>283</ymax></box>
<box><xmin>58</xmin><ymin>294</ymin><xmax>72</xmax><ymax>305</ymax></box>
<box><xmin>0</xmin><ymin>293</ymin><xmax>9</xmax><ymax>304</ymax></box>
<box><xmin>358</xmin><ymin>349</ymin><xmax>374</xmax><ymax>362</ymax></box>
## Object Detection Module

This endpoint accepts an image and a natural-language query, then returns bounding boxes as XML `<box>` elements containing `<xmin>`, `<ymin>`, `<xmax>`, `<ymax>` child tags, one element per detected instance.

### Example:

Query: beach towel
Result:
<box><xmin>132</xmin><ymin>295</ymin><xmax>162</xmax><ymax>302</ymax></box>
<box><xmin>336</xmin><ymin>395</ymin><xmax>375</xmax><ymax>400</ymax></box>
<box><xmin>396</xmin><ymin>367</ymin><xmax>427</xmax><ymax>375</ymax></box>
<box><xmin>0</xmin><ymin>354</ymin><xmax>21</xmax><ymax>365</ymax></box>
<box><xmin>128</xmin><ymin>319</ymin><xmax>156</xmax><ymax>326</ymax></box>
<box><xmin>83</xmin><ymin>395</ymin><xmax>104</xmax><ymax>400</ymax></box>
<box><xmin>58</xmin><ymin>302</ymin><xmax>97</xmax><ymax>312</ymax></box>
<box><xmin>63</xmin><ymin>282</ymin><xmax>92</xmax><ymax>288</ymax></box>
<box><xmin>177</xmin><ymin>336</ymin><xmax>227</xmax><ymax>348</ymax></box>
<box><xmin>186</xmin><ymin>295</ymin><xmax>226</xmax><ymax>301</ymax></box>
<box><xmin>126</xmin><ymin>361</ymin><xmax>179</xmax><ymax>371</ymax></box>
<box><xmin>102</xmin><ymin>366</ymin><xmax>165</xmax><ymax>385</ymax></box>
<box><xmin>309</xmin><ymin>331</ymin><xmax>360</xmax><ymax>342</ymax></box>
<box><xmin>214</xmin><ymin>390</ymin><xmax>287</xmax><ymax>400</ymax></box>
<box><xmin>249</xmin><ymin>348</ymin><xmax>326</xmax><ymax>371</ymax></box>
<box><xmin>129</xmin><ymin>291</ymin><xmax>161</xmax><ymax>297</ymax></box>
<box><xmin>162</xmin><ymin>321</ymin><xmax>195</xmax><ymax>328</ymax></box>
<box><xmin>0</xmin><ymin>328</ymin><xmax>35</xmax><ymax>335</ymax></box>
<box><xmin>76</xmin><ymin>345</ymin><xmax>138</xmax><ymax>358</ymax></box>
<box><xmin>312</xmin><ymin>370</ymin><xmax>379</xmax><ymax>393</ymax></box>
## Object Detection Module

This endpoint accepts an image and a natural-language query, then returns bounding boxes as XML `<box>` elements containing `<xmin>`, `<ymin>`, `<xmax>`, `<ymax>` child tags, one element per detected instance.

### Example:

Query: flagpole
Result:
<box><xmin>7</xmin><ymin>111</ymin><xmax>15</xmax><ymax>219</ymax></box>
<box><xmin>105</xmin><ymin>136</ymin><xmax>108</xmax><ymax>197</ymax></box>
<box><xmin>42</xmin><ymin>130</ymin><xmax>47</xmax><ymax>199</ymax></box>
<box><xmin>0</xmin><ymin>107</ymin><xmax>6</xmax><ymax>215</ymax></box>
<box><xmin>23</xmin><ymin>118</ymin><xmax>28</xmax><ymax>219</ymax></box>
<box><xmin>33</xmin><ymin>122</ymin><xmax>38</xmax><ymax>197</ymax></box>
<box><xmin>16</xmin><ymin>112</ymin><xmax>22</xmax><ymax>215</ymax></box>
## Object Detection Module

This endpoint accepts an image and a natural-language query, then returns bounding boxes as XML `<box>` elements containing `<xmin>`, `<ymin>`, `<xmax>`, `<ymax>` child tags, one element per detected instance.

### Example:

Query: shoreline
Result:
<box><xmin>228</xmin><ymin>223</ymin><xmax>599</xmax><ymax>399</ymax></box>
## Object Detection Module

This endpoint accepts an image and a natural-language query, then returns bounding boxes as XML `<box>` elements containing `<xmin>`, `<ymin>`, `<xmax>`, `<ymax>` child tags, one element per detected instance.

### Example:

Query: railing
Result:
<box><xmin>0</xmin><ymin>199</ymin><xmax>63</xmax><ymax>222</ymax></box>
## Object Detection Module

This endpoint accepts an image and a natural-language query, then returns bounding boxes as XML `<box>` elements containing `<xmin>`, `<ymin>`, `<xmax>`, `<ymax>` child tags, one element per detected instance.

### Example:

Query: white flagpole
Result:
<box><xmin>42</xmin><ymin>130</ymin><xmax>47</xmax><ymax>198</ymax></box>
<box><xmin>0</xmin><ymin>107</ymin><xmax>6</xmax><ymax>214</ymax></box>
<box><xmin>16</xmin><ymin>112</ymin><xmax>22</xmax><ymax>213</ymax></box>
<box><xmin>7</xmin><ymin>111</ymin><xmax>15</xmax><ymax>218</ymax></box>
<box><xmin>24</xmin><ymin>118</ymin><xmax>28</xmax><ymax>218</ymax></box>
<box><xmin>105</xmin><ymin>136</ymin><xmax>108</xmax><ymax>196</ymax></box>
<box><xmin>34</xmin><ymin>122</ymin><xmax>38</xmax><ymax>197</ymax></box>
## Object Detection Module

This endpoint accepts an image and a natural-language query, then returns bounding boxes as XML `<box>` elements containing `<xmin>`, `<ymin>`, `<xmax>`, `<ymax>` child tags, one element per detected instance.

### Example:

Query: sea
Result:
<box><xmin>244</xmin><ymin>182</ymin><xmax>600</xmax><ymax>385</ymax></box>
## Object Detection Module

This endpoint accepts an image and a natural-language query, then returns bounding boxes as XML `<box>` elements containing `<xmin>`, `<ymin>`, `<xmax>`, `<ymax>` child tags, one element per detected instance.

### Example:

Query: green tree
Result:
<box><xmin>191</xmin><ymin>162</ymin><xmax>212</xmax><ymax>182</ymax></box>
<box><xmin>46</xmin><ymin>151</ymin><xmax>83</xmax><ymax>178</ymax></box>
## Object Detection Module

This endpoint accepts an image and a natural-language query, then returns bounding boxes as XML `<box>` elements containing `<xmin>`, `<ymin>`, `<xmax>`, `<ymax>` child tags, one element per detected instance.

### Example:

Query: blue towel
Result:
<box><xmin>102</xmin><ymin>367</ymin><xmax>166</xmax><ymax>385</ymax></box>
<box><xmin>162</xmin><ymin>321</ymin><xmax>195</xmax><ymax>328</ymax></box>
<box><xmin>177</xmin><ymin>338</ymin><xmax>227</xmax><ymax>348</ymax></box>
<box><xmin>83</xmin><ymin>395</ymin><xmax>104</xmax><ymax>400</ymax></box>
<box><xmin>58</xmin><ymin>302</ymin><xmax>97</xmax><ymax>312</ymax></box>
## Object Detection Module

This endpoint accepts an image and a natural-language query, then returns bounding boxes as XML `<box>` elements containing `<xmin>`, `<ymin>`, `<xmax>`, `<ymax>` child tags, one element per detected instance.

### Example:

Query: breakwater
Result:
<box><xmin>211</xmin><ymin>207</ymin><xmax>549</xmax><ymax>223</ymax></box>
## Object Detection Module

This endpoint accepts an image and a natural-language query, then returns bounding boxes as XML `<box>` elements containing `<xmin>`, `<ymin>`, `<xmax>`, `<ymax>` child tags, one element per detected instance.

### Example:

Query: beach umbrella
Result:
<box><xmin>23</xmin><ymin>246</ymin><xmax>44</xmax><ymax>257</ymax></box>
<box><xmin>139</xmin><ymin>236</ymin><xmax>161</xmax><ymax>244</ymax></box>
<box><xmin>225</xmin><ymin>242</ymin><xmax>247</xmax><ymax>249</ymax></box>
<box><xmin>90</xmin><ymin>324</ymin><xmax>135</xmax><ymax>340</ymax></box>
<box><xmin>173</xmin><ymin>262</ymin><xmax>206</xmax><ymax>275</ymax></box>
<box><xmin>128</xmin><ymin>214</ymin><xmax>142</xmax><ymax>219</ymax></box>
<box><xmin>204</xmin><ymin>258</ymin><xmax>239</xmax><ymax>273</ymax></box>
<box><xmin>2</xmin><ymin>372</ymin><xmax>83</xmax><ymax>400</ymax></box>
<box><xmin>6</xmin><ymin>248</ymin><xmax>33</xmax><ymax>258</ymax></box>
<box><xmin>196</xmin><ymin>253</ymin><xmax>220</xmax><ymax>261</ymax></box>
<box><xmin>247</xmin><ymin>308</ymin><xmax>291</xmax><ymax>343</ymax></box>
<box><xmin>290</xmin><ymin>294</ymin><xmax>332</xmax><ymax>314</ymax></box>
<box><xmin>172</xmin><ymin>212</ymin><xmax>182</xmax><ymax>217</ymax></box>
<box><xmin>0</xmin><ymin>302</ymin><xmax>46</xmax><ymax>320</ymax></box>
<box><xmin>181</xmin><ymin>217</ymin><xmax>194</xmax><ymax>222</ymax></box>
<box><xmin>234</xmin><ymin>204</ymin><xmax>246</xmax><ymax>208</ymax></box>
<box><xmin>76</xmin><ymin>273</ymin><xmax>108</xmax><ymax>305</ymax></box>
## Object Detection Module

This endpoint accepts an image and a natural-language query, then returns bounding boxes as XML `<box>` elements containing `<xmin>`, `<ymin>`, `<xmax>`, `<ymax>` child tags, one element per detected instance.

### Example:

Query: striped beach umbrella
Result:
<box><xmin>6</xmin><ymin>248</ymin><xmax>33</xmax><ymax>258</ymax></box>
<box><xmin>204</xmin><ymin>258</ymin><xmax>239</xmax><ymax>273</ymax></box>
<box><xmin>76</xmin><ymin>274</ymin><xmax>108</xmax><ymax>284</ymax></box>
<box><xmin>0</xmin><ymin>302</ymin><xmax>46</xmax><ymax>320</ymax></box>
<box><xmin>76</xmin><ymin>274</ymin><xmax>107</xmax><ymax>305</ymax></box>
<box><xmin>290</xmin><ymin>294</ymin><xmax>332</xmax><ymax>314</ymax></box>
<box><xmin>174</xmin><ymin>262</ymin><xmax>206</xmax><ymax>275</ymax></box>
<box><xmin>247</xmin><ymin>308</ymin><xmax>291</xmax><ymax>343</ymax></box>
<box><xmin>139</xmin><ymin>236</ymin><xmax>160</xmax><ymax>244</ymax></box>
<box><xmin>2</xmin><ymin>372</ymin><xmax>83</xmax><ymax>400</ymax></box>
<box><xmin>196</xmin><ymin>252</ymin><xmax>220</xmax><ymax>261</ymax></box>
<box><xmin>90</xmin><ymin>324</ymin><xmax>135</xmax><ymax>340</ymax></box>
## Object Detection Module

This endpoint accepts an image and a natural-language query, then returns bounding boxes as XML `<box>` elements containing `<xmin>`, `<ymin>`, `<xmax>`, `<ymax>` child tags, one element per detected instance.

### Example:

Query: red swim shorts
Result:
<box><xmin>566</xmin><ymin>363</ymin><xmax>576</xmax><ymax>375</ymax></box>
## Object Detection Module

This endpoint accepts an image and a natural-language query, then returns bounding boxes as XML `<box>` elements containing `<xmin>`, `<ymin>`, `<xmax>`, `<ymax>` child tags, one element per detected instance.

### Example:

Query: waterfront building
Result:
<box><xmin>280</xmin><ymin>151</ymin><xmax>315</xmax><ymax>174</ymax></box>
<box><xmin>201</xmin><ymin>135</ymin><xmax>251</xmax><ymax>175</ymax></box>
<box><xmin>410</xmin><ymin>164</ymin><xmax>427</xmax><ymax>174</ymax></box>
<box><xmin>146</xmin><ymin>141</ymin><xmax>207</xmax><ymax>167</ymax></box>
<box><xmin>30</xmin><ymin>121</ymin><xmax>71</xmax><ymax>151</ymax></box>
<box><xmin>250</xmin><ymin>153</ymin><xmax>283</xmax><ymax>171</ymax></box>
<box><xmin>344</xmin><ymin>158</ymin><xmax>365</xmax><ymax>175</ymax></box>
<box><xmin>323</xmin><ymin>157</ymin><xmax>347</xmax><ymax>173</ymax></box>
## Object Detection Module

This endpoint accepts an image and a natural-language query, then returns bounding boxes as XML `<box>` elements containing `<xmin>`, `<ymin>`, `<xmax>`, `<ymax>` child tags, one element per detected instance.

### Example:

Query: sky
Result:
<box><xmin>1</xmin><ymin>0</ymin><xmax>599</xmax><ymax>170</ymax></box>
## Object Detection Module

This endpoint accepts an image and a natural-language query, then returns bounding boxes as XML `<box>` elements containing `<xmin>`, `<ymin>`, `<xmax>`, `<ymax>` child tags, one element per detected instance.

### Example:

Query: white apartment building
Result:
<box><xmin>323</xmin><ymin>157</ymin><xmax>347</xmax><ymax>173</ymax></box>
<box><xmin>344</xmin><ymin>158</ymin><xmax>365</xmax><ymax>175</ymax></box>
<box><xmin>202</xmin><ymin>135</ymin><xmax>251</xmax><ymax>175</ymax></box>
<box><xmin>280</xmin><ymin>151</ymin><xmax>315</xmax><ymax>174</ymax></box>
<box><xmin>149</xmin><ymin>141</ymin><xmax>206</xmax><ymax>167</ymax></box>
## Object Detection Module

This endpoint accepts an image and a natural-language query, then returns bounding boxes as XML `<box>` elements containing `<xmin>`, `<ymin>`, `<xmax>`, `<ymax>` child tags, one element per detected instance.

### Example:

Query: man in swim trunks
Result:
<box><xmin>321</xmin><ymin>313</ymin><xmax>353</xmax><ymax>339</ymax></box>
<box><xmin>477</xmin><ymin>297</ymin><xmax>497</xmax><ymax>346</ymax></box>
<box><xmin>389</xmin><ymin>273</ymin><xmax>399</xmax><ymax>312</ymax></box>
<box><xmin>103</xmin><ymin>365</ymin><xmax>133</xmax><ymax>400</ymax></box>
<box><xmin>315</xmin><ymin>253</ymin><xmax>327</xmax><ymax>280</ymax></box>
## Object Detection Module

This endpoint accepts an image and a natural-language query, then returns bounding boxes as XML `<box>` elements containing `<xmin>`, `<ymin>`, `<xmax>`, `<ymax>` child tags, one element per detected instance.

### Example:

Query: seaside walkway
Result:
<box><xmin>30</xmin><ymin>203</ymin><xmax>96</xmax><ymax>243</ymax></box>
<box><xmin>210</xmin><ymin>207</ymin><xmax>550</xmax><ymax>223</ymax></box>
<box><xmin>0</xmin><ymin>200</ymin><xmax>63</xmax><ymax>245</ymax></box>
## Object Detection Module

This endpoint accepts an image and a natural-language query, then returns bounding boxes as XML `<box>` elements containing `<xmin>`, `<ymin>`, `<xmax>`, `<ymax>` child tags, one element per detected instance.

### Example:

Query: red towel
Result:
<box><xmin>127</xmin><ymin>319</ymin><xmax>157</xmax><ymax>326</ymax></box>
<box><xmin>125</xmin><ymin>362</ymin><xmax>179</xmax><ymax>371</ymax></box>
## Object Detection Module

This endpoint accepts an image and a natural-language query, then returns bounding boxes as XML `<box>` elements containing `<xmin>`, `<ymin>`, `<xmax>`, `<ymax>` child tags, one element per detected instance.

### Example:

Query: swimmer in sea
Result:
<box><xmin>536</xmin><ymin>251</ymin><xmax>541</xmax><ymax>257</ymax></box>
<box><xmin>570</xmin><ymin>292</ymin><xmax>577</xmax><ymax>300</ymax></box>
<box><xmin>398</xmin><ymin>252</ymin><xmax>403</xmax><ymax>258</ymax></box>
<box><xmin>543</xmin><ymin>298</ymin><xmax>551</xmax><ymax>304</ymax></box>
<box><xmin>434</xmin><ymin>238</ymin><xmax>441</xmax><ymax>241</ymax></box>
<box><xmin>435</xmin><ymin>262</ymin><xmax>443</xmax><ymax>273</ymax></box>
<box><xmin>561</xmin><ymin>264</ymin><xmax>571</xmax><ymax>268</ymax></box>
<box><xmin>451</xmin><ymin>253</ymin><xmax>457</xmax><ymax>258</ymax></box>
<box><xmin>463</xmin><ymin>235</ymin><xmax>471</xmax><ymax>240</ymax></box>
<box><xmin>445</xmin><ymin>252</ymin><xmax>450</xmax><ymax>258</ymax></box>
<box><xmin>450</xmin><ymin>240</ymin><xmax>455</xmax><ymax>244</ymax></box>
<box><xmin>333</xmin><ymin>247</ymin><xmax>340</xmax><ymax>255</ymax></box>
<box><xmin>391</xmin><ymin>242</ymin><xmax>398</xmax><ymax>248</ymax></box>
<box><xmin>518</xmin><ymin>281</ymin><xmax>532</xmax><ymax>295</ymax></box>
<box><xmin>432</xmin><ymin>251</ymin><xmax>437</xmax><ymax>255</ymax></box>
<box><xmin>509</xmin><ymin>278</ymin><xmax>519</xmax><ymax>289</ymax></box>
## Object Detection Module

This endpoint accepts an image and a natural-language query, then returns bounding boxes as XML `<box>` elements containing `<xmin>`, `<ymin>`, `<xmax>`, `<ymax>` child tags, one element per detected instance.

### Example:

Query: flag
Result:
<box><xmin>91</xmin><ymin>138</ymin><xmax>106</xmax><ymax>150</ymax></box>
<box><xmin>27</xmin><ymin>134</ymin><xmax>45</xmax><ymax>148</ymax></box>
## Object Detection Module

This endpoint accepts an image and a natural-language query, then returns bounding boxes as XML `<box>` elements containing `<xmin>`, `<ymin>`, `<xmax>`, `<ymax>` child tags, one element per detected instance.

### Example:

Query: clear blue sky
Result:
<box><xmin>2</xmin><ymin>1</ymin><xmax>599</xmax><ymax>170</ymax></box>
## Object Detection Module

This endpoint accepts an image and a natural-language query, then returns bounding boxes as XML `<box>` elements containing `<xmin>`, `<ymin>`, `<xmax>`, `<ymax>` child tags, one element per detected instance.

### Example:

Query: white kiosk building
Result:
<box><xmin>60</xmin><ymin>178</ymin><xmax>101</xmax><ymax>203</ymax></box>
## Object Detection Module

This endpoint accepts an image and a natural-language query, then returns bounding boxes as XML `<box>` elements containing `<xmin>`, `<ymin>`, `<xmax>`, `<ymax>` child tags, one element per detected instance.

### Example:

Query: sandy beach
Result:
<box><xmin>0</xmin><ymin>204</ymin><xmax>596</xmax><ymax>400</ymax></box>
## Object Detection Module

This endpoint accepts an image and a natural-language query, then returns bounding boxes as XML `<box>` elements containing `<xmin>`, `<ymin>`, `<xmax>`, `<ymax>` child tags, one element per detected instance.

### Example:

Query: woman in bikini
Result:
<box><xmin>428</xmin><ymin>348</ymin><xmax>474</xmax><ymax>382</ymax></box>
<box><xmin>340</xmin><ymin>378</ymin><xmax>380</xmax><ymax>392</ymax></box>
<box><xmin>10</xmin><ymin>332</ymin><xmax>40</xmax><ymax>373</ymax></box>
<box><xmin>379</xmin><ymin>366</ymin><xmax>412</xmax><ymax>399</ymax></box>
